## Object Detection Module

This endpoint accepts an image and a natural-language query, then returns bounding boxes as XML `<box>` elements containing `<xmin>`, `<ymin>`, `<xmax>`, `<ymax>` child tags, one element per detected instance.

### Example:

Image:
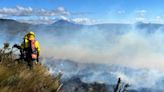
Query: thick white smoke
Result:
<box><xmin>38</xmin><ymin>24</ymin><xmax>164</xmax><ymax>71</ymax></box>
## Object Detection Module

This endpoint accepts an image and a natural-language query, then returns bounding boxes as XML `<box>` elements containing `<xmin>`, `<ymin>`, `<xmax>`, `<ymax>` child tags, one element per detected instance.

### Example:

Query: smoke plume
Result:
<box><xmin>37</xmin><ymin>24</ymin><xmax>164</xmax><ymax>71</ymax></box>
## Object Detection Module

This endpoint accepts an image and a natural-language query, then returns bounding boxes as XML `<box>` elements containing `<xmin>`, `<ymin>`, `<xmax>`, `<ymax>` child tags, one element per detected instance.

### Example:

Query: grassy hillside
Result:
<box><xmin>0</xmin><ymin>43</ymin><xmax>61</xmax><ymax>92</ymax></box>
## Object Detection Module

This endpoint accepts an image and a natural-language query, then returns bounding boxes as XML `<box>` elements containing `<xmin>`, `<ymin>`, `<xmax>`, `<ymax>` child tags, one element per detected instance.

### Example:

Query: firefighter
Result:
<box><xmin>14</xmin><ymin>31</ymin><xmax>40</xmax><ymax>69</ymax></box>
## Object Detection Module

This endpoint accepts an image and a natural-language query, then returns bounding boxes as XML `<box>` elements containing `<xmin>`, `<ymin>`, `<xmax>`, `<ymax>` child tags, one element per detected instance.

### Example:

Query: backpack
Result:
<box><xmin>29</xmin><ymin>39</ymin><xmax>38</xmax><ymax>59</ymax></box>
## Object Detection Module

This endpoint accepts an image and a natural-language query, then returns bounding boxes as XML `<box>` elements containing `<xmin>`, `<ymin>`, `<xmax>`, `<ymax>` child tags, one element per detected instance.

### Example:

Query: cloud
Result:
<box><xmin>0</xmin><ymin>6</ymin><xmax>70</xmax><ymax>17</ymax></box>
<box><xmin>0</xmin><ymin>14</ymin><xmax>6</xmax><ymax>18</ymax></box>
<box><xmin>133</xmin><ymin>9</ymin><xmax>148</xmax><ymax>22</ymax></box>
<box><xmin>72</xmin><ymin>18</ymin><xmax>96</xmax><ymax>24</ymax></box>
<box><xmin>37</xmin><ymin>6</ymin><xmax>70</xmax><ymax>16</ymax></box>
<box><xmin>0</xmin><ymin>5</ymin><xmax>71</xmax><ymax>24</ymax></box>
<box><xmin>154</xmin><ymin>16</ymin><xmax>163</xmax><ymax>23</ymax></box>
<box><xmin>57</xmin><ymin>17</ymin><xmax>97</xmax><ymax>24</ymax></box>
<box><xmin>135</xmin><ymin>17</ymin><xmax>145</xmax><ymax>21</ymax></box>
<box><xmin>0</xmin><ymin>6</ymin><xmax>97</xmax><ymax>24</ymax></box>
<box><xmin>17</xmin><ymin>16</ymin><xmax>97</xmax><ymax>25</ymax></box>
<box><xmin>58</xmin><ymin>16</ymin><xmax>70</xmax><ymax>21</ymax></box>
<box><xmin>0</xmin><ymin>6</ymin><xmax>33</xmax><ymax>16</ymax></box>
<box><xmin>147</xmin><ymin>16</ymin><xmax>164</xmax><ymax>24</ymax></box>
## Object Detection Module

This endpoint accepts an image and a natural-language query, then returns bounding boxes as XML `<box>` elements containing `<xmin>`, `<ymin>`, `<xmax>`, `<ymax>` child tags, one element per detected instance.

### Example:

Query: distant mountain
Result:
<box><xmin>0</xmin><ymin>19</ymin><xmax>32</xmax><ymax>41</ymax></box>
<box><xmin>135</xmin><ymin>22</ymin><xmax>164</xmax><ymax>33</ymax></box>
<box><xmin>0</xmin><ymin>19</ymin><xmax>31</xmax><ymax>34</ymax></box>
<box><xmin>52</xmin><ymin>19</ymin><xmax>76</xmax><ymax>26</ymax></box>
<box><xmin>1</xmin><ymin>18</ymin><xmax>164</xmax><ymax>41</ymax></box>
<box><xmin>1</xmin><ymin>18</ymin><xmax>164</xmax><ymax>32</ymax></box>
<box><xmin>49</xmin><ymin>19</ymin><xmax>84</xmax><ymax>32</ymax></box>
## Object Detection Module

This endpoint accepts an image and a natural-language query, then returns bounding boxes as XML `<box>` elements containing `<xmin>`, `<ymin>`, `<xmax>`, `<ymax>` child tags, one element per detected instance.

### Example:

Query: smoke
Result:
<box><xmin>35</xmin><ymin>23</ymin><xmax>164</xmax><ymax>90</ymax></box>
<box><xmin>45</xmin><ymin>59</ymin><xmax>164</xmax><ymax>90</ymax></box>
<box><xmin>2</xmin><ymin>21</ymin><xmax>164</xmax><ymax>90</ymax></box>
<box><xmin>112</xmin><ymin>70</ymin><xmax>164</xmax><ymax>89</ymax></box>
<box><xmin>37</xmin><ymin>24</ymin><xmax>164</xmax><ymax>71</ymax></box>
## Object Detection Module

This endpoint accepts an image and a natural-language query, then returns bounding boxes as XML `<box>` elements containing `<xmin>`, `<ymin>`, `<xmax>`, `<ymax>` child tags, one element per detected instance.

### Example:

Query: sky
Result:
<box><xmin>0</xmin><ymin>0</ymin><xmax>164</xmax><ymax>24</ymax></box>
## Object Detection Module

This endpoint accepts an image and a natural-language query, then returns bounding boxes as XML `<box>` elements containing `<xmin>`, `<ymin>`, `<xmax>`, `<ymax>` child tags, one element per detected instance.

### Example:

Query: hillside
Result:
<box><xmin>0</xmin><ymin>43</ymin><xmax>62</xmax><ymax>92</ymax></box>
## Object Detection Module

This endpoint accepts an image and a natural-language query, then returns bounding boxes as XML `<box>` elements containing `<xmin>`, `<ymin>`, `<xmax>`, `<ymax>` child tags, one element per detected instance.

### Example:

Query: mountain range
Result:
<box><xmin>1</xmin><ymin>18</ymin><xmax>164</xmax><ymax>38</ymax></box>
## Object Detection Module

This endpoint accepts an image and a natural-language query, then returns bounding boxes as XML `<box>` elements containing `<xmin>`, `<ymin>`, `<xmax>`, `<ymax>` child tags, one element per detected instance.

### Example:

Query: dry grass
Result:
<box><xmin>0</xmin><ymin>43</ymin><xmax>61</xmax><ymax>92</ymax></box>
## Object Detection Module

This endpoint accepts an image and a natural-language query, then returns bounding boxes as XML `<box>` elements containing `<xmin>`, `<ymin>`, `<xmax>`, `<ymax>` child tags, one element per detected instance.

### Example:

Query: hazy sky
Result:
<box><xmin>0</xmin><ymin>0</ymin><xmax>164</xmax><ymax>24</ymax></box>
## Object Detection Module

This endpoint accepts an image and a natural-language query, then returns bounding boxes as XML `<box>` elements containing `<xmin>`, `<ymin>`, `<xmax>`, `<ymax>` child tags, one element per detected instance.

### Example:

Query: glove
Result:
<box><xmin>13</xmin><ymin>44</ymin><xmax>21</xmax><ymax>49</ymax></box>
